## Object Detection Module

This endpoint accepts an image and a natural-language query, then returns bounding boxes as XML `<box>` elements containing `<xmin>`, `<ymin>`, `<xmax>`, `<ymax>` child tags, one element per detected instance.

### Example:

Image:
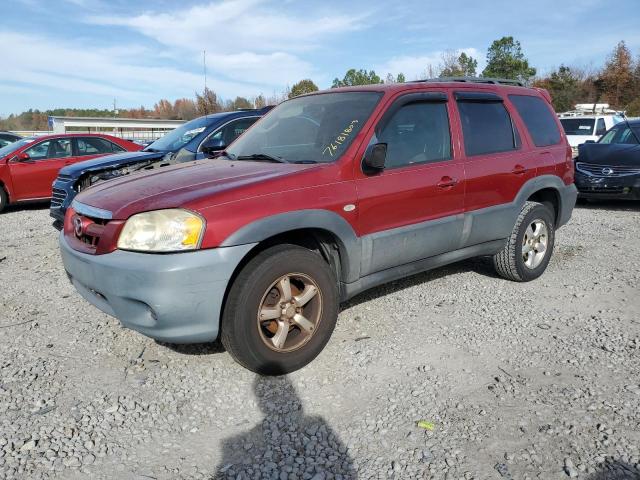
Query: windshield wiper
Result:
<box><xmin>236</xmin><ymin>153</ymin><xmax>287</xmax><ymax>163</ymax></box>
<box><xmin>291</xmin><ymin>159</ymin><xmax>319</xmax><ymax>164</ymax></box>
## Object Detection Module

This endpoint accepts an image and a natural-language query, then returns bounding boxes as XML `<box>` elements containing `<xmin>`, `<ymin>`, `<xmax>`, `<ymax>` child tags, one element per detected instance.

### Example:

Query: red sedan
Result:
<box><xmin>0</xmin><ymin>134</ymin><xmax>141</xmax><ymax>212</ymax></box>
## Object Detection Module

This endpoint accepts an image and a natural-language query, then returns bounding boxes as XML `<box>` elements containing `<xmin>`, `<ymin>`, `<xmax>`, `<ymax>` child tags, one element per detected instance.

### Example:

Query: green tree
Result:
<box><xmin>289</xmin><ymin>79</ymin><xmax>319</xmax><ymax>98</ymax></box>
<box><xmin>482</xmin><ymin>36</ymin><xmax>536</xmax><ymax>83</ymax></box>
<box><xmin>440</xmin><ymin>51</ymin><xmax>478</xmax><ymax>77</ymax></box>
<box><xmin>599</xmin><ymin>41</ymin><xmax>636</xmax><ymax>109</ymax></box>
<box><xmin>396</xmin><ymin>73</ymin><xmax>406</xmax><ymax>83</ymax></box>
<box><xmin>332</xmin><ymin>69</ymin><xmax>382</xmax><ymax>87</ymax></box>
<box><xmin>534</xmin><ymin>65</ymin><xmax>582</xmax><ymax>112</ymax></box>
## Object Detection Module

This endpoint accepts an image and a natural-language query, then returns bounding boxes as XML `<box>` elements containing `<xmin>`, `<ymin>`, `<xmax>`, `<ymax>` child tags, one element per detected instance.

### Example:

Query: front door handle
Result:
<box><xmin>437</xmin><ymin>176</ymin><xmax>458</xmax><ymax>189</ymax></box>
<box><xmin>512</xmin><ymin>165</ymin><xmax>528</xmax><ymax>175</ymax></box>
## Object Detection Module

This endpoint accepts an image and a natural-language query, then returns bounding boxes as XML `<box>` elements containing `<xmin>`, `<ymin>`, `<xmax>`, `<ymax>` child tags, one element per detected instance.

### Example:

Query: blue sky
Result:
<box><xmin>1</xmin><ymin>0</ymin><xmax>639</xmax><ymax>116</ymax></box>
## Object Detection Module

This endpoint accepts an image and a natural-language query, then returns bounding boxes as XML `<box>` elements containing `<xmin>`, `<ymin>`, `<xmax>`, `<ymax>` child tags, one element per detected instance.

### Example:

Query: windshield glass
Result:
<box><xmin>226</xmin><ymin>92</ymin><xmax>382</xmax><ymax>163</ymax></box>
<box><xmin>560</xmin><ymin>118</ymin><xmax>595</xmax><ymax>136</ymax></box>
<box><xmin>145</xmin><ymin>117</ymin><xmax>210</xmax><ymax>152</ymax></box>
<box><xmin>0</xmin><ymin>137</ymin><xmax>37</xmax><ymax>158</ymax></box>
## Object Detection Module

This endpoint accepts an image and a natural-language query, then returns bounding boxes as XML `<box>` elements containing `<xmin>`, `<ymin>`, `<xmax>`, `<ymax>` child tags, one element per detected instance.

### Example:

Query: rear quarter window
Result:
<box><xmin>509</xmin><ymin>95</ymin><xmax>561</xmax><ymax>147</ymax></box>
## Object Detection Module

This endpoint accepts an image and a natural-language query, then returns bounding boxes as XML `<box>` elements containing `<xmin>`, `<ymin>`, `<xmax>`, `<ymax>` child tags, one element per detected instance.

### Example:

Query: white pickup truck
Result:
<box><xmin>558</xmin><ymin>104</ymin><xmax>625</xmax><ymax>157</ymax></box>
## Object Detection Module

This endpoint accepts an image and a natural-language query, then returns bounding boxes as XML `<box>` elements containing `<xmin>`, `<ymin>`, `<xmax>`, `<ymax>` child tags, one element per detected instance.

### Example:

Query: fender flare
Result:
<box><xmin>514</xmin><ymin>175</ymin><xmax>577</xmax><ymax>227</ymax></box>
<box><xmin>220</xmin><ymin>209</ymin><xmax>362</xmax><ymax>282</ymax></box>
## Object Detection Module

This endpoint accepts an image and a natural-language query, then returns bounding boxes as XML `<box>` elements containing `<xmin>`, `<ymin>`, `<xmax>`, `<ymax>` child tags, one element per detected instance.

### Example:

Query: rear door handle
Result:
<box><xmin>437</xmin><ymin>176</ymin><xmax>458</xmax><ymax>189</ymax></box>
<box><xmin>512</xmin><ymin>165</ymin><xmax>527</xmax><ymax>175</ymax></box>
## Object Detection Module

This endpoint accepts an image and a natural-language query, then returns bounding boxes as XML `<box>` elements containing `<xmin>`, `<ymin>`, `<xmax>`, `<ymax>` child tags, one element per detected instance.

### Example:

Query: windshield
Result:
<box><xmin>226</xmin><ymin>92</ymin><xmax>382</xmax><ymax>163</ymax></box>
<box><xmin>145</xmin><ymin>117</ymin><xmax>210</xmax><ymax>152</ymax></box>
<box><xmin>0</xmin><ymin>137</ymin><xmax>37</xmax><ymax>158</ymax></box>
<box><xmin>560</xmin><ymin>118</ymin><xmax>595</xmax><ymax>136</ymax></box>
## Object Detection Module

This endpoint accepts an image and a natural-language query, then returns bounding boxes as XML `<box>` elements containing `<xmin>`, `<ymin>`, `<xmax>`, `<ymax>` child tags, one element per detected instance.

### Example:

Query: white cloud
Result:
<box><xmin>86</xmin><ymin>0</ymin><xmax>368</xmax><ymax>86</ymax></box>
<box><xmin>375</xmin><ymin>48</ymin><xmax>485</xmax><ymax>81</ymax></box>
<box><xmin>0</xmin><ymin>31</ymin><xmax>270</xmax><ymax>99</ymax></box>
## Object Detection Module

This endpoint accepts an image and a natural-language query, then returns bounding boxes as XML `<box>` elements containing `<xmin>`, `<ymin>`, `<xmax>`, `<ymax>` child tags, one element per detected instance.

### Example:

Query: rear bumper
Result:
<box><xmin>60</xmin><ymin>233</ymin><xmax>256</xmax><ymax>343</ymax></box>
<box><xmin>558</xmin><ymin>183</ymin><xmax>578</xmax><ymax>227</ymax></box>
<box><xmin>575</xmin><ymin>172</ymin><xmax>640</xmax><ymax>200</ymax></box>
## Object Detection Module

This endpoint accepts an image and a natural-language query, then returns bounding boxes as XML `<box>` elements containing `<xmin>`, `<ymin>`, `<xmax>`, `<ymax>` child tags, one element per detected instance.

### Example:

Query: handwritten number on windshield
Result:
<box><xmin>322</xmin><ymin>120</ymin><xmax>359</xmax><ymax>157</ymax></box>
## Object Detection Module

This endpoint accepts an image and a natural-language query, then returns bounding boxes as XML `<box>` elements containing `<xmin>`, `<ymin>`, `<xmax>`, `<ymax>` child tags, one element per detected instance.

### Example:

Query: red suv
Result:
<box><xmin>0</xmin><ymin>134</ymin><xmax>141</xmax><ymax>212</ymax></box>
<box><xmin>59</xmin><ymin>79</ymin><xmax>577</xmax><ymax>374</ymax></box>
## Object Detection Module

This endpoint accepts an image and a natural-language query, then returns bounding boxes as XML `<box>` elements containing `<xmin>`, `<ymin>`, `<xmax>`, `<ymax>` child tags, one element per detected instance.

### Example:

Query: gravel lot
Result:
<box><xmin>1</xmin><ymin>200</ymin><xmax>639</xmax><ymax>480</ymax></box>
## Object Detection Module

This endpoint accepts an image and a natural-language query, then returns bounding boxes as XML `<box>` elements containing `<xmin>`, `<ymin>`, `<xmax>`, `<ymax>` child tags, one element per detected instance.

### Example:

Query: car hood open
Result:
<box><xmin>59</xmin><ymin>150</ymin><xmax>166</xmax><ymax>177</ymax></box>
<box><xmin>75</xmin><ymin>159</ymin><xmax>319</xmax><ymax>219</ymax></box>
<box><xmin>577</xmin><ymin>143</ymin><xmax>640</xmax><ymax>166</ymax></box>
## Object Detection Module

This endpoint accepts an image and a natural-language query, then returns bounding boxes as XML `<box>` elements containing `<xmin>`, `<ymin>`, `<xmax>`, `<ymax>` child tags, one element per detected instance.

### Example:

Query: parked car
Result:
<box><xmin>59</xmin><ymin>79</ymin><xmax>577</xmax><ymax>374</ymax></box>
<box><xmin>575</xmin><ymin>119</ymin><xmax>640</xmax><ymax>200</ymax></box>
<box><xmin>0</xmin><ymin>131</ymin><xmax>22</xmax><ymax>148</ymax></box>
<box><xmin>558</xmin><ymin>110</ymin><xmax>624</xmax><ymax>157</ymax></box>
<box><xmin>0</xmin><ymin>134</ymin><xmax>140</xmax><ymax>213</ymax></box>
<box><xmin>50</xmin><ymin>108</ymin><xmax>272</xmax><ymax>227</ymax></box>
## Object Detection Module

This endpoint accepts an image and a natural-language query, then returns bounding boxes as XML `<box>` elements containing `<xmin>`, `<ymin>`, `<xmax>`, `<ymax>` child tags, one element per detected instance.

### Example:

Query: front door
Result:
<box><xmin>10</xmin><ymin>138</ymin><xmax>74</xmax><ymax>200</ymax></box>
<box><xmin>355</xmin><ymin>92</ymin><xmax>466</xmax><ymax>276</ymax></box>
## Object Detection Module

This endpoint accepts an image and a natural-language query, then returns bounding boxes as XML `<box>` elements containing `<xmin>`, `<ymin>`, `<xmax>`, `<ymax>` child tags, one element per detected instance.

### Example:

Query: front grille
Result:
<box><xmin>576</xmin><ymin>162</ymin><xmax>640</xmax><ymax>177</ymax></box>
<box><xmin>51</xmin><ymin>188</ymin><xmax>67</xmax><ymax>208</ymax></box>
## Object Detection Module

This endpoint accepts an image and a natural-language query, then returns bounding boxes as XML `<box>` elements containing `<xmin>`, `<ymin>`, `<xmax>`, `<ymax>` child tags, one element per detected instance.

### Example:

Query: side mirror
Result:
<box><xmin>13</xmin><ymin>152</ymin><xmax>34</xmax><ymax>163</ymax></box>
<box><xmin>584</xmin><ymin>140</ymin><xmax>596</xmax><ymax>144</ymax></box>
<box><xmin>201</xmin><ymin>137</ymin><xmax>226</xmax><ymax>155</ymax></box>
<box><xmin>362</xmin><ymin>143</ymin><xmax>387</xmax><ymax>173</ymax></box>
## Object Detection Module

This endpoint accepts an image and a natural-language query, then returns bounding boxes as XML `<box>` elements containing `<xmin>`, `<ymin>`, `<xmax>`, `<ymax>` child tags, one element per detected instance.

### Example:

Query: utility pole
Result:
<box><xmin>203</xmin><ymin>50</ymin><xmax>207</xmax><ymax>92</ymax></box>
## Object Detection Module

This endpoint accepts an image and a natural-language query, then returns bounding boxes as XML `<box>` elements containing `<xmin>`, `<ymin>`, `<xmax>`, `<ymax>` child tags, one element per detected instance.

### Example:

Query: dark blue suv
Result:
<box><xmin>50</xmin><ymin>107</ymin><xmax>272</xmax><ymax>228</ymax></box>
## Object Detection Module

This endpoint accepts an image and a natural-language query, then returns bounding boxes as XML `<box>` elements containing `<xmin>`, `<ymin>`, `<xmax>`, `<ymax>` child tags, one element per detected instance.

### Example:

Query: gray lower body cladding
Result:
<box><xmin>60</xmin><ymin>234</ymin><xmax>256</xmax><ymax>343</ymax></box>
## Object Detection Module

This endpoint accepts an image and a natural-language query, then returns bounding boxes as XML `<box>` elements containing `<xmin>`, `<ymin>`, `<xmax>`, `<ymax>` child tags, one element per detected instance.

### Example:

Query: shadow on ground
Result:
<box><xmin>575</xmin><ymin>198</ymin><xmax>640</xmax><ymax>212</ymax></box>
<box><xmin>212</xmin><ymin>374</ymin><xmax>356</xmax><ymax>479</ymax></box>
<box><xmin>587</xmin><ymin>458</ymin><xmax>640</xmax><ymax>479</ymax></box>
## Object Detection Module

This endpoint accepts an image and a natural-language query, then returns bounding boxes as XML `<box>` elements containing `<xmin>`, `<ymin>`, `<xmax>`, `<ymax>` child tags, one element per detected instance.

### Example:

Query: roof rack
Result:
<box><xmin>416</xmin><ymin>76</ymin><xmax>525</xmax><ymax>87</ymax></box>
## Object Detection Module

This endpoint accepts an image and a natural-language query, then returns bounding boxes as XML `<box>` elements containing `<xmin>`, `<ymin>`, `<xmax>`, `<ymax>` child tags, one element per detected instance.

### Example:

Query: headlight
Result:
<box><xmin>117</xmin><ymin>209</ymin><xmax>205</xmax><ymax>252</ymax></box>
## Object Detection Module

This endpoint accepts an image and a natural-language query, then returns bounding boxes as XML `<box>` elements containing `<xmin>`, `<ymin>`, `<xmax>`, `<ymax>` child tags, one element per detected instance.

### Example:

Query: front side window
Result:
<box><xmin>509</xmin><ymin>95</ymin><xmax>561</xmax><ymax>147</ymax></box>
<box><xmin>560</xmin><ymin>118</ymin><xmax>595</xmax><ymax>136</ymax></box>
<box><xmin>146</xmin><ymin>117</ymin><xmax>211</xmax><ymax>152</ymax></box>
<box><xmin>204</xmin><ymin>117</ymin><xmax>258</xmax><ymax>150</ymax></box>
<box><xmin>458</xmin><ymin>101</ymin><xmax>517</xmax><ymax>156</ymax></box>
<box><xmin>25</xmin><ymin>139</ymin><xmax>71</xmax><ymax>160</ymax></box>
<box><xmin>377</xmin><ymin>102</ymin><xmax>451</xmax><ymax>168</ymax></box>
<box><xmin>226</xmin><ymin>92</ymin><xmax>382</xmax><ymax>163</ymax></box>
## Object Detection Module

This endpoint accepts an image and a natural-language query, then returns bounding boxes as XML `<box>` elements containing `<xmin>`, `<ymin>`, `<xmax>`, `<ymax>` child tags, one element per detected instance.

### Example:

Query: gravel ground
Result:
<box><xmin>1</xmin><ymin>200</ymin><xmax>639</xmax><ymax>480</ymax></box>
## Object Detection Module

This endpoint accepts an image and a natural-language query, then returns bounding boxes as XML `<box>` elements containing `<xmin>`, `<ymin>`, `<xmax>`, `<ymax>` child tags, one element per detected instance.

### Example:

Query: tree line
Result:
<box><xmin>2</xmin><ymin>36</ymin><xmax>639</xmax><ymax>131</ymax></box>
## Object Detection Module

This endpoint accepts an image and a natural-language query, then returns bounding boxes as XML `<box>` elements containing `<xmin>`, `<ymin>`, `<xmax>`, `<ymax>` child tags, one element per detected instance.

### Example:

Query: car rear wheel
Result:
<box><xmin>493</xmin><ymin>201</ymin><xmax>555</xmax><ymax>282</ymax></box>
<box><xmin>0</xmin><ymin>188</ymin><xmax>8</xmax><ymax>213</ymax></box>
<box><xmin>221</xmin><ymin>244</ymin><xmax>339</xmax><ymax>375</ymax></box>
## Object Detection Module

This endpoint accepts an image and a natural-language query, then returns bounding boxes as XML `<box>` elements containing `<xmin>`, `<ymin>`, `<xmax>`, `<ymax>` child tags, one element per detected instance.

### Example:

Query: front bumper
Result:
<box><xmin>60</xmin><ymin>234</ymin><xmax>256</xmax><ymax>343</ymax></box>
<box><xmin>575</xmin><ymin>172</ymin><xmax>640</xmax><ymax>200</ymax></box>
<box><xmin>50</xmin><ymin>179</ymin><xmax>75</xmax><ymax>226</ymax></box>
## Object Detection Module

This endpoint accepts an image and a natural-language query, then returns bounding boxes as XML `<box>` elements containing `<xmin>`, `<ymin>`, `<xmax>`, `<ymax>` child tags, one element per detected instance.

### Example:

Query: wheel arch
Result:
<box><xmin>517</xmin><ymin>175</ymin><xmax>572</xmax><ymax>228</ymax></box>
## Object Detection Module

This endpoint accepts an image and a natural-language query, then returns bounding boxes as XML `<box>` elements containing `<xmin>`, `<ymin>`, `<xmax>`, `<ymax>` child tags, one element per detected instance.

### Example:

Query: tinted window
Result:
<box><xmin>77</xmin><ymin>137</ymin><xmax>122</xmax><ymax>156</ymax></box>
<box><xmin>509</xmin><ymin>95</ymin><xmax>561</xmax><ymax>147</ymax></box>
<box><xmin>560</xmin><ymin>118</ymin><xmax>594</xmax><ymax>136</ymax></box>
<box><xmin>25</xmin><ymin>139</ymin><xmax>71</xmax><ymax>160</ymax></box>
<box><xmin>457</xmin><ymin>101</ymin><xmax>517</xmax><ymax>156</ymax></box>
<box><xmin>147</xmin><ymin>117</ymin><xmax>211</xmax><ymax>152</ymax></box>
<box><xmin>205</xmin><ymin>117</ymin><xmax>258</xmax><ymax>149</ymax></box>
<box><xmin>596</xmin><ymin>118</ymin><xmax>607</xmax><ymax>136</ymax></box>
<box><xmin>377</xmin><ymin>102</ymin><xmax>451</xmax><ymax>168</ymax></box>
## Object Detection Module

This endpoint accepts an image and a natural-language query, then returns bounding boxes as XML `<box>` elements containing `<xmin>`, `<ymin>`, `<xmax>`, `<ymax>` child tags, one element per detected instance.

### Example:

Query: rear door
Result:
<box><xmin>355</xmin><ymin>91</ymin><xmax>466</xmax><ymax>276</ymax></box>
<box><xmin>453</xmin><ymin>90</ymin><xmax>536</xmax><ymax>247</ymax></box>
<box><xmin>10</xmin><ymin>138</ymin><xmax>74</xmax><ymax>200</ymax></box>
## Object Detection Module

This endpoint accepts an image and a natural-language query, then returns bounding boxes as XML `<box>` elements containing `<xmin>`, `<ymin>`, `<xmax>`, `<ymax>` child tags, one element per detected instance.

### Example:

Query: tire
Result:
<box><xmin>0</xmin><ymin>188</ymin><xmax>8</xmax><ymax>213</ymax></box>
<box><xmin>493</xmin><ymin>201</ymin><xmax>555</xmax><ymax>282</ymax></box>
<box><xmin>221</xmin><ymin>244</ymin><xmax>339</xmax><ymax>375</ymax></box>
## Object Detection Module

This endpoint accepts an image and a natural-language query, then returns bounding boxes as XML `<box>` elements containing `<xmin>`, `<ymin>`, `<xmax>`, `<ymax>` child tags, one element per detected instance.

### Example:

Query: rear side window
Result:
<box><xmin>509</xmin><ymin>95</ymin><xmax>561</xmax><ymax>147</ymax></box>
<box><xmin>77</xmin><ymin>137</ymin><xmax>124</xmax><ymax>156</ymax></box>
<box><xmin>457</xmin><ymin>100</ymin><xmax>517</xmax><ymax>156</ymax></box>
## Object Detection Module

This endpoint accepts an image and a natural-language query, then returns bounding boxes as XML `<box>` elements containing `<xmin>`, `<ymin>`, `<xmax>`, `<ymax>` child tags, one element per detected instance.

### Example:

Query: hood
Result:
<box><xmin>75</xmin><ymin>159</ymin><xmax>319</xmax><ymax>219</ymax></box>
<box><xmin>577</xmin><ymin>143</ymin><xmax>640</xmax><ymax>166</ymax></box>
<box><xmin>566</xmin><ymin>135</ymin><xmax>598</xmax><ymax>147</ymax></box>
<box><xmin>59</xmin><ymin>150</ymin><xmax>166</xmax><ymax>177</ymax></box>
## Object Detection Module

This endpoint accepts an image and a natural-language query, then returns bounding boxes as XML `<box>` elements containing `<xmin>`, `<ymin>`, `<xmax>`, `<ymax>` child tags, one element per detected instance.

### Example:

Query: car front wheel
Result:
<box><xmin>221</xmin><ymin>244</ymin><xmax>339</xmax><ymax>375</ymax></box>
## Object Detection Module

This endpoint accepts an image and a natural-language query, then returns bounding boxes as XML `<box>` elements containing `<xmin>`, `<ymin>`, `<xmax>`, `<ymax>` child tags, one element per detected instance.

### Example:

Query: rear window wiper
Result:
<box><xmin>236</xmin><ymin>153</ymin><xmax>288</xmax><ymax>163</ymax></box>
